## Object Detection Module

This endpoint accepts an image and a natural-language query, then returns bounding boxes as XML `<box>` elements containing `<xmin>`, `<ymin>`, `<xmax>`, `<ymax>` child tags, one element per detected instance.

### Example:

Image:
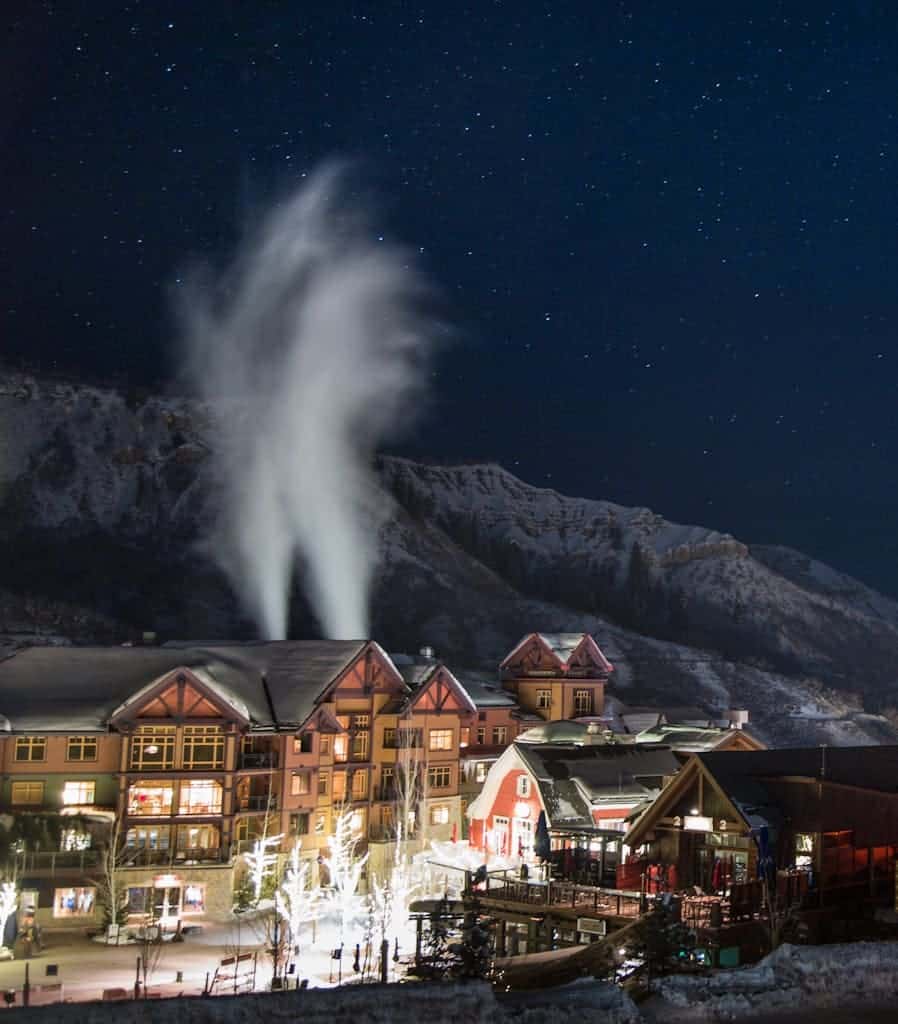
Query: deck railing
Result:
<box><xmin>481</xmin><ymin>875</ymin><xmax>643</xmax><ymax>918</ymax></box>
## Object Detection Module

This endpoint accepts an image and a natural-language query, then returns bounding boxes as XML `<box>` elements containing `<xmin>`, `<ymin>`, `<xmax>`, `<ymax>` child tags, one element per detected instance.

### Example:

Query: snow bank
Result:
<box><xmin>650</xmin><ymin>941</ymin><xmax>898</xmax><ymax>1020</ymax></box>
<box><xmin>8</xmin><ymin>980</ymin><xmax>638</xmax><ymax>1024</ymax></box>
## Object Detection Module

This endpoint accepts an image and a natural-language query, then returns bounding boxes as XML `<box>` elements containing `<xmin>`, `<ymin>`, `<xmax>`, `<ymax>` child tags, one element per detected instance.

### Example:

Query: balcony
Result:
<box><xmin>237</xmin><ymin>751</ymin><xmax>279</xmax><ymax>770</ymax></box>
<box><xmin>16</xmin><ymin>850</ymin><xmax>100</xmax><ymax>873</ymax></box>
<box><xmin>123</xmin><ymin>847</ymin><xmax>228</xmax><ymax>867</ymax></box>
<box><xmin>237</xmin><ymin>794</ymin><xmax>278</xmax><ymax>813</ymax></box>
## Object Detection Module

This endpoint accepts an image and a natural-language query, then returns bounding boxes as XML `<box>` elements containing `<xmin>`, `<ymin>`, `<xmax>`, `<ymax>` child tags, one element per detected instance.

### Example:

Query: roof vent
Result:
<box><xmin>725</xmin><ymin>709</ymin><xmax>749</xmax><ymax>730</ymax></box>
<box><xmin>419</xmin><ymin>645</ymin><xmax>436</xmax><ymax>660</ymax></box>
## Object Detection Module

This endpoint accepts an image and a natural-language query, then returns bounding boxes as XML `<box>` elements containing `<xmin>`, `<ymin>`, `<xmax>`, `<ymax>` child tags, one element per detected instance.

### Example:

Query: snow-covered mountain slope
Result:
<box><xmin>2</xmin><ymin>372</ymin><xmax>898</xmax><ymax>746</ymax></box>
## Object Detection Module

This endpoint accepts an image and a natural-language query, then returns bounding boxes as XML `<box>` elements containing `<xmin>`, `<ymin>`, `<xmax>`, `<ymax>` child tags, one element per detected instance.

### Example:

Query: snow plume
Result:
<box><xmin>180</xmin><ymin>165</ymin><xmax>437</xmax><ymax>640</ymax></box>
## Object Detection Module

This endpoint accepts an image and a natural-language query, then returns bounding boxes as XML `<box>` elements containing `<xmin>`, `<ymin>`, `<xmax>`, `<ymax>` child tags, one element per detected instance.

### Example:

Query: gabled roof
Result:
<box><xmin>500</xmin><ymin>633</ymin><xmax>614</xmax><ymax>674</ymax></box>
<box><xmin>469</xmin><ymin>739</ymin><xmax>680</xmax><ymax>832</ymax></box>
<box><xmin>633</xmin><ymin>724</ymin><xmax>764</xmax><ymax>753</ymax></box>
<box><xmin>627</xmin><ymin>745</ymin><xmax>898</xmax><ymax>849</ymax></box>
<box><xmin>0</xmin><ymin>640</ymin><xmax>371</xmax><ymax>731</ymax></box>
<box><xmin>407</xmin><ymin>665</ymin><xmax>477</xmax><ymax>714</ymax></box>
<box><xmin>110</xmin><ymin>667</ymin><xmax>251</xmax><ymax>725</ymax></box>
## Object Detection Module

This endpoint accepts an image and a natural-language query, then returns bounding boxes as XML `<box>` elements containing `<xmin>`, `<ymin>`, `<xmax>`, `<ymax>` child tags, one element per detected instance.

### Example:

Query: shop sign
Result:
<box><xmin>684</xmin><ymin>815</ymin><xmax>714</xmax><ymax>832</ymax></box>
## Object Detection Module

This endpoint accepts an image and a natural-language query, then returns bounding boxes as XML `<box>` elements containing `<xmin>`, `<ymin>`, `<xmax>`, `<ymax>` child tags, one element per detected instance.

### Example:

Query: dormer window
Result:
<box><xmin>517</xmin><ymin>775</ymin><xmax>531</xmax><ymax>798</ymax></box>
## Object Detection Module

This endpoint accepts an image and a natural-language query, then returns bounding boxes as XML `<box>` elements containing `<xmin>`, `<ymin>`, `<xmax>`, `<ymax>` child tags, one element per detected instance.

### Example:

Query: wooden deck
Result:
<box><xmin>481</xmin><ymin>876</ymin><xmax>643</xmax><ymax>920</ymax></box>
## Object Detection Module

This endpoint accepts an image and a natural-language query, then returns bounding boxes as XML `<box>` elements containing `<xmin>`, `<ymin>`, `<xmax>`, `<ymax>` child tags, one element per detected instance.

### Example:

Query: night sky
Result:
<box><xmin>4</xmin><ymin>4</ymin><xmax>898</xmax><ymax>594</ymax></box>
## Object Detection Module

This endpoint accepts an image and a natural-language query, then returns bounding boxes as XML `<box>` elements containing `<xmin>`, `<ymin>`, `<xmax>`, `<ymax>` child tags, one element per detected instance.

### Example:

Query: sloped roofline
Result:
<box><xmin>499</xmin><ymin>632</ymin><xmax>614</xmax><ymax>674</ymax></box>
<box><xmin>466</xmin><ymin>743</ymin><xmax>549</xmax><ymax>823</ymax></box>
<box><xmin>408</xmin><ymin>664</ymin><xmax>478</xmax><ymax>714</ymax></box>
<box><xmin>296</xmin><ymin>640</ymin><xmax>406</xmax><ymax>732</ymax></box>
<box><xmin>624</xmin><ymin>754</ymin><xmax>750</xmax><ymax>848</ymax></box>
<box><xmin>109</xmin><ymin>666</ymin><xmax>250</xmax><ymax>726</ymax></box>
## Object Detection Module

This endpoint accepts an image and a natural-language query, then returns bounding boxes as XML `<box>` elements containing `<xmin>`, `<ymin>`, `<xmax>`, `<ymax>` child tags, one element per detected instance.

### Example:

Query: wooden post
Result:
<box><xmin>380</xmin><ymin>939</ymin><xmax>389</xmax><ymax>983</ymax></box>
<box><xmin>134</xmin><ymin>956</ymin><xmax>141</xmax><ymax>1000</ymax></box>
<box><xmin>22</xmin><ymin>965</ymin><xmax>29</xmax><ymax>1009</ymax></box>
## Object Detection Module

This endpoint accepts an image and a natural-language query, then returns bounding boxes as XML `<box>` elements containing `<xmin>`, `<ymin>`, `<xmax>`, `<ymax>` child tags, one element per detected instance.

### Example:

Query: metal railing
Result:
<box><xmin>15</xmin><ymin>850</ymin><xmax>100</xmax><ymax>872</ymax></box>
<box><xmin>122</xmin><ymin>848</ymin><xmax>228</xmax><ymax>867</ymax></box>
<box><xmin>237</xmin><ymin>752</ymin><xmax>279</xmax><ymax>770</ymax></box>
<box><xmin>237</xmin><ymin>795</ymin><xmax>278</xmax><ymax>812</ymax></box>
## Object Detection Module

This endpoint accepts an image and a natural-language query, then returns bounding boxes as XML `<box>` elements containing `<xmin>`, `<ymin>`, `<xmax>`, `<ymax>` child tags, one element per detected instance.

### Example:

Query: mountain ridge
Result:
<box><xmin>2</xmin><ymin>371</ymin><xmax>897</xmax><ymax>747</ymax></box>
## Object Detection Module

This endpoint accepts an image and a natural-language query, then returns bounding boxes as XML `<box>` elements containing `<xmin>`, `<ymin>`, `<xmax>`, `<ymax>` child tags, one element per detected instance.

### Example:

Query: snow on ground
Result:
<box><xmin>646</xmin><ymin>941</ymin><xmax>898</xmax><ymax>1021</ymax></box>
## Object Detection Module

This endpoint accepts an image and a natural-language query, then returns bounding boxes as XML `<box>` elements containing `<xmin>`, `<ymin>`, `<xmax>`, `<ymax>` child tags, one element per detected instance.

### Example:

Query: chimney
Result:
<box><xmin>584</xmin><ymin>722</ymin><xmax>602</xmax><ymax>746</ymax></box>
<box><xmin>725</xmin><ymin>709</ymin><xmax>749</xmax><ymax>730</ymax></box>
<box><xmin>419</xmin><ymin>645</ymin><xmax>436</xmax><ymax>660</ymax></box>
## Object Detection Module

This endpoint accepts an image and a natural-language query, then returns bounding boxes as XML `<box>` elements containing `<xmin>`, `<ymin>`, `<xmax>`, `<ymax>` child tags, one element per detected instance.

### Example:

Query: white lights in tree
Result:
<box><xmin>323</xmin><ymin>808</ymin><xmax>368</xmax><ymax>945</ymax></box>
<box><xmin>372</xmin><ymin>823</ymin><xmax>418</xmax><ymax>951</ymax></box>
<box><xmin>0</xmin><ymin>882</ymin><xmax>17</xmax><ymax>949</ymax></box>
<box><xmin>279</xmin><ymin>841</ymin><xmax>319</xmax><ymax>952</ymax></box>
<box><xmin>243</xmin><ymin>833</ymin><xmax>284</xmax><ymax>903</ymax></box>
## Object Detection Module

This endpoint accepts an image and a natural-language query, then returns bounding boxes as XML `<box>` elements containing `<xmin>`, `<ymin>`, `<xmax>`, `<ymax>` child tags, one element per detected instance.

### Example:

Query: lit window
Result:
<box><xmin>574</xmin><ymin>690</ymin><xmax>593</xmax><ymax>716</ymax></box>
<box><xmin>129</xmin><ymin>727</ymin><xmax>175</xmax><ymax>770</ymax></box>
<box><xmin>126</xmin><ymin>826</ymin><xmax>170</xmax><ymax>850</ymax></box>
<box><xmin>314</xmin><ymin>812</ymin><xmax>327</xmax><ymax>835</ymax></box>
<box><xmin>11</xmin><ymin>781</ymin><xmax>44</xmax><ymax>806</ymax></box>
<box><xmin>179</xmin><ymin>825</ymin><xmax>218</xmax><ymax>851</ymax></box>
<box><xmin>383</xmin><ymin>728</ymin><xmax>397</xmax><ymax>749</ymax></box>
<box><xmin>14</xmin><ymin>737</ymin><xmax>46</xmax><ymax>762</ymax></box>
<box><xmin>460</xmin><ymin>727</ymin><xmax>470</xmax><ymax>748</ymax></box>
<box><xmin>182</xmin><ymin>726</ymin><xmax>224</xmax><ymax>769</ymax></box>
<box><xmin>66</xmin><ymin>736</ymin><xmax>98</xmax><ymax>761</ymax></box>
<box><xmin>429</xmin><ymin>729</ymin><xmax>453</xmax><ymax>751</ymax></box>
<box><xmin>183</xmin><ymin>885</ymin><xmax>205</xmax><ymax>913</ymax></box>
<box><xmin>351</xmin><ymin>769</ymin><xmax>368</xmax><ymax>800</ymax></box>
<box><xmin>128</xmin><ymin>782</ymin><xmax>173</xmax><ymax>816</ymax></box>
<box><xmin>430</xmin><ymin>805</ymin><xmax>450</xmax><ymax>826</ymax></box>
<box><xmin>537</xmin><ymin>689</ymin><xmax>552</xmax><ymax>709</ymax></box>
<box><xmin>318</xmin><ymin>771</ymin><xmax>329</xmax><ymax>797</ymax></box>
<box><xmin>516</xmin><ymin>775</ymin><xmax>531</xmax><ymax>798</ymax></box>
<box><xmin>294</xmin><ymin>733</ymin><xmax>313</xmax><ymax>754</ymax></box>
<box><xmin>334</xmin><ymin>733</ymin><xmax>348</xmax><ymax>763</ymax></box>
<box><xmin>476</xmin><ymin>727</ymin><xmax>486</xmax><ymax>745</ymax></box>
<box><xmin>475</xmin><ymin>762</ymin><xmax>489</xmax><ymax>784</ymax></box>
<box><xmin>333</xmin><ymin>771</ymin><xmax>347</xmax><ymax>801</ymax></box>
<box><xmin>60</xmin><ymin>830</ymin><xmax>91</xmax><ymax>852</ymax></box>
<box><xmin>62</xmin><ymin>780</ymin><xmax>96</xmax><ymax>806</ymax></box>
<box><xmin>350</xmin><ymin>809</ymin><xmax>365</xmax><ymax>833</ymax></box>
<box><xmin>178</xmin><ymin>780</ymin><xmax>223</xmax><ymax>815</ymax></box>
<box><xmin>291</xmin><ymin>773</ymin><xmax>311</xmax><ymax>796</ymax></box>
<box><xmin>491</xmin><ymin>727</ymin><xmax>507</xmax><ymax>745</ymax></box>
<box><xmin>428</xmin><ymin>765</ymin><xmax>451</xmax><ymax>789</ymax></box>
<box><xmin>53</xmin><ymin>887</ymin><xmax>95</xmax><ymax>918</ymax></box>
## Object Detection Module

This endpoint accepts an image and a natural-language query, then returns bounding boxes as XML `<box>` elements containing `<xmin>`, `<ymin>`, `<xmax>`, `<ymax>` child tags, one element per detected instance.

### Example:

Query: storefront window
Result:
<box><xmin>54</xmin><ymin>887</ymin><xmax>95</xmax><ymax>917</ymax></box>
<box><xmin>183</xmin><ymin>885</ymin><xmax>205</xmax><ymax>913</ymax></box>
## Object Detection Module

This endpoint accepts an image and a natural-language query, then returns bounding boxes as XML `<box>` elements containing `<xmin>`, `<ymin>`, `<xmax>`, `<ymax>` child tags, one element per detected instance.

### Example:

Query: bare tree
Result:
<box><xmin>92</xmin><ymin>816</ymin><xmax>128</xmax><ymax>938</ymax></box>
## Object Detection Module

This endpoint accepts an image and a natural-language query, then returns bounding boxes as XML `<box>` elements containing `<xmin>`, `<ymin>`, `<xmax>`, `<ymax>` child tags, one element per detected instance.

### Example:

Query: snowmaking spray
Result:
<box><xmin>179</xmin><ymin>164</ymin><xmax>438</xmax><ymax>640</ymax></box>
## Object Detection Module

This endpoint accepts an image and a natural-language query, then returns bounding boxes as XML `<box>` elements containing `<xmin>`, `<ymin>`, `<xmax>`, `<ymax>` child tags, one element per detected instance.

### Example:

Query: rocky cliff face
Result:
<box><xmin>3</xmin><ymin>372</ymin><xmax>898</xmax><ymax>747</ymax></box>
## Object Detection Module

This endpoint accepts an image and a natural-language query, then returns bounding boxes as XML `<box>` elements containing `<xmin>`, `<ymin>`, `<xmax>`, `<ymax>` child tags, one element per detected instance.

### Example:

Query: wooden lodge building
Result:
<box><xmin>625</xmin><ymin>745</ymin><xmax>898</xmax><ymax>909</ymax></box>
<box><xmin>0</xmin><ymin>631</ymin><xmax>622</xmax><ymax>928</ymax></box>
